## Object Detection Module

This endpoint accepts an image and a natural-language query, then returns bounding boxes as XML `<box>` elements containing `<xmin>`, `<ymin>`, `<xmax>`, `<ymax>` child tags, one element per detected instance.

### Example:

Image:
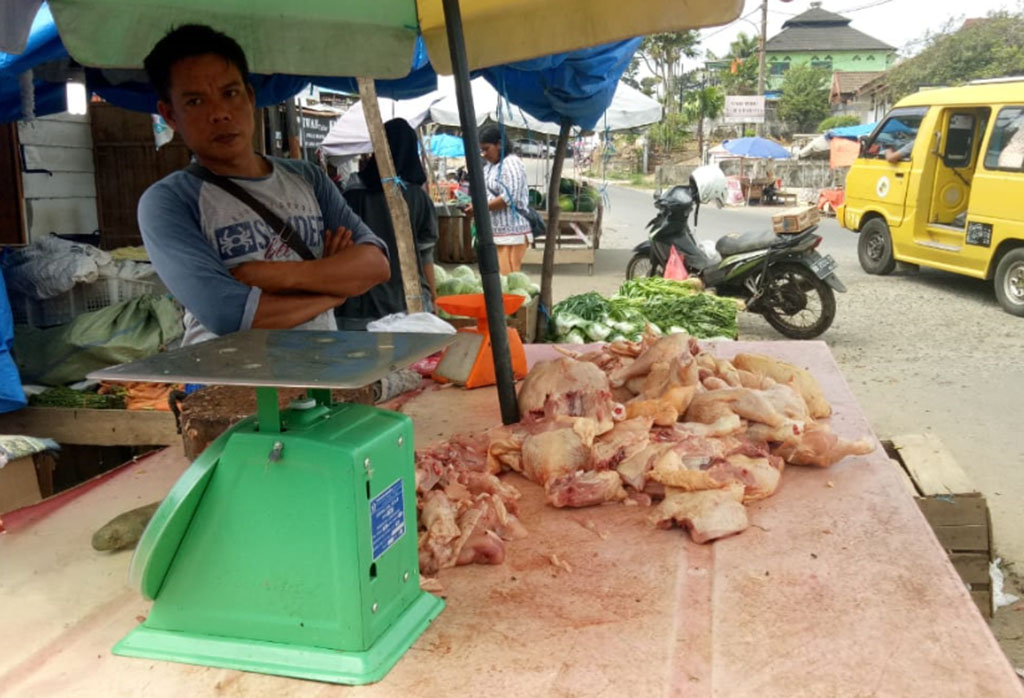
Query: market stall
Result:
<box><xmin>1</xmin><ymin>340</ymin><xmax>1021</xmax><ymax>696</ymax></box>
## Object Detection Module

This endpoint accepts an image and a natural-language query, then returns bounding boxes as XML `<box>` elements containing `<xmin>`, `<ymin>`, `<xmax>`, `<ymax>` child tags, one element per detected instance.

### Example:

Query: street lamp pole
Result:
<box><xmin>756</xmin><ymin>0</ymin><xmax>768</xmax><ymax>137</ymax></box>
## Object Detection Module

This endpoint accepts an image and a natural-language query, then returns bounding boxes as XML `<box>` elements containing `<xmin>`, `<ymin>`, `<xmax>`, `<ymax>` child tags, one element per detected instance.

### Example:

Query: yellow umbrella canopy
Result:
<box><xmin>47</xmin><ymin>0</ymin><xmax>742</xmax><ymax>75</ymax></box>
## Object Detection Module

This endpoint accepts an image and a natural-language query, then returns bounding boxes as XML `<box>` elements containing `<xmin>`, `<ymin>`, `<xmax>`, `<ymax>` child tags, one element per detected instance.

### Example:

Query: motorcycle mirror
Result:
<box><xmin>653</xmin><ymin>188</ymin><xmax>662</xmax><ymax>199</ymax></box>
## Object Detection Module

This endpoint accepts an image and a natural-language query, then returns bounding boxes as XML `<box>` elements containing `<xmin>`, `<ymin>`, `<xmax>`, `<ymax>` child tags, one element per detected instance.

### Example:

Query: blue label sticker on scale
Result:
<box><xmin>370</xmin><ymin>479</ymin><xmax>406</xmax><ymax>561</ymax></box>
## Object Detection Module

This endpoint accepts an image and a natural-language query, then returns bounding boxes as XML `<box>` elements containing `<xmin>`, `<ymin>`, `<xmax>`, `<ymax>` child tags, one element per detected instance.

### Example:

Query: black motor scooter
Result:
<box><xmin>625</xmin><ymin>183</ymin><xmax>846</xmax><ymax>339</ymax></box>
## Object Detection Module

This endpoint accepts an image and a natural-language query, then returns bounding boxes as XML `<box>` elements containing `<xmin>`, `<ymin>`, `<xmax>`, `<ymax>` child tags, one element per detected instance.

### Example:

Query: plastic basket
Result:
<box><xmin>11</xmin><ymin>276</ymin><xmax>167</xmax><ymax>328</ymax></box>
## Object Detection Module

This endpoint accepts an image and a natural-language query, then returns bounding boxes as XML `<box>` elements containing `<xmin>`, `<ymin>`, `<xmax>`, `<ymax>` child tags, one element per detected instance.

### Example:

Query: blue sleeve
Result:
<box><xmin>286</xmin><ymin>160</ymin><xmax>389</xmax><ymax>258</ymax></box>
<box><xmin>138</xmin><ymin>177</ymin><xmax>261</xmax><ymax>336</ymax></box>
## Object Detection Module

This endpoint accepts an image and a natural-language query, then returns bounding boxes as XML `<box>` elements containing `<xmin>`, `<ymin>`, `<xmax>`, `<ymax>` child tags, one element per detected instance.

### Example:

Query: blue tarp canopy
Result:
<box><xmin>427</xmin><ymin>133</ymin><xmax>465</xmax><ymax>158</ymax></box>
<box><xmin>826</xmin><ymin>122</ymin><xmax>877</xmax><ymax>140</ymax></box>
<box><xmin>1</xmin><ymin>3</ymin><xmax>640</xmax><ymax>133</ymax></box>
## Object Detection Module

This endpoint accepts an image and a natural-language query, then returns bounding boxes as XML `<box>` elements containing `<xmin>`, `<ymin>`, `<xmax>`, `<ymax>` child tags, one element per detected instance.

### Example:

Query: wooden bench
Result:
<box><xmin>883</xmin><ymin>433</ymin><xmax>992</xmax><ymax>616</ymax></box>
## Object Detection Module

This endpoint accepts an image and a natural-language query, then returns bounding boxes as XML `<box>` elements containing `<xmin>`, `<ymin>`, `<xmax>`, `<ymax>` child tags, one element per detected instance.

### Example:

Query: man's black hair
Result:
<box><xmin>144</xmin><ymin>24</ymin><xmax>250</xmax><ymax>102</ymax></box>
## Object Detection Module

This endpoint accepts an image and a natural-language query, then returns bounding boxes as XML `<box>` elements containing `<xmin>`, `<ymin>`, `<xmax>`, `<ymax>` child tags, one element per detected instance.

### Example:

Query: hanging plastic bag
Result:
<box><xmin>664</xmin><ymin>246</ymin><xmax>689</xmax><ymax>280</ymax></box>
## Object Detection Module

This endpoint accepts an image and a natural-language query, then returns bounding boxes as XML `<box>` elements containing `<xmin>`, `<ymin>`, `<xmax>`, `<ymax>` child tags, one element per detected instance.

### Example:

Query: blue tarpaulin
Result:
<box><xmin>427</xmin><ymin>133</ymin><xmax>465</xmax><ymax>157</ymax></box>
<box><xmin>826</xmin><ymin>122</ymin><xmax>877</xmax><ymax>140</ymax></box>
<box><xmin>1</xmin><ymin>3</ymin><xmax>640</xmax><ymax>134</ymax></box>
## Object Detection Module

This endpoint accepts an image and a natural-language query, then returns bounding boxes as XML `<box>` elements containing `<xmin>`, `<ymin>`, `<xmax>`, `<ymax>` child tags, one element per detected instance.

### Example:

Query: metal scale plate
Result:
<box><xmin>88</xmin><ymin>329</ymin><xmax>454</xmax><ymax>685</ymax></box>
<box><xmin>90</xmin><ymin>328</ymin><xmax>453</xmax><ymax>389</ymax></box>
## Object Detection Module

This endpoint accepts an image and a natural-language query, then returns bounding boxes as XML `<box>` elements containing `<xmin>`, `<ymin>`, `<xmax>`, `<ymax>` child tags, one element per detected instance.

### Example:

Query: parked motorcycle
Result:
<box><xmin>625</xmin><ymin>166</ymin><xmax>845</xmax><ymax>339</ymax></box>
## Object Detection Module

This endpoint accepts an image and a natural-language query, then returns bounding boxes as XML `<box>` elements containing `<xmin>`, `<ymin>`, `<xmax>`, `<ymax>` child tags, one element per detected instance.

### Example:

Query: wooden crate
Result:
<box><xmin>523</xmin><ymin>207</ymin><xmax>602</xmax><ymax>275</ymax></box>
<box><xmin>436</xmin><ymin>212</ymin><xmax>476</xmax><ymax>264</ymax></box>
<box><xmin>772</xmin><ymin>205</ymin><xmax>820</xmax><ymax>234</ymax></box>
<box><xmin>883</xmin><ymin>433</ymin><xmax>992</xmax><ymax>616</ymax></box>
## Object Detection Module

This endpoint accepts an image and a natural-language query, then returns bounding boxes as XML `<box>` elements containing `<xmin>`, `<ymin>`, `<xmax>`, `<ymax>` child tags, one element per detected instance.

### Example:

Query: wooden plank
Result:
<box><xmin>25</xmin><ymin>198</ymin><xmax>99</xmax><ymax>241</ymax></box>
<box><xmin>22</xmin><ymin>172</ymin><xmax>97</xmax><ymax>199</ymax></box>
<box><xmin>890</xmin><ymin>433</ymin><xmax>976</xmax><ymax>495</ymax></box>
<box><xmin>890</xmin><ymin>456</ymin><xmax>918</xmax><ymax>496</ymax></box>
<box><xmin>17</xmin><ymin>119</ymin><xmax>92</xmax><ymax>148</ymax></box>
<box><xmin>0</xmin><ymin>407</ymin><xmax>178</xmax><ymax>447</ymax></box>
<box><xmin>915</xmin><ymin>494</ymin><xmax>988</xmax><ymax>528</ymax></box>
<box><xmin>950</xmin><ymin>552</ymin><xmax>991</xmax><ymax>585</ymax></box>
<box><xmin>971</xmin><ymin>590</ymin><xmax>993</xmax><ymax>617</ymax></box>
<box><xmin>21</xmin><ymin>145</ymin><xmax>95</xmax><ymax>173</ymax></box>
<box><xmin>932</xmin><ymin>524</ymin><xmax>989</xmax><ymax>552</ymax></box>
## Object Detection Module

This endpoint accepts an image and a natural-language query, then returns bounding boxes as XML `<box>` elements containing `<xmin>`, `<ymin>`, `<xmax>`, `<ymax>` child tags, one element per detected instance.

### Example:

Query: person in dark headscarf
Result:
<box><xmin>336</xmin><ymin>118</ymin><xmax>439</xmax><ymax>329</ymax></box>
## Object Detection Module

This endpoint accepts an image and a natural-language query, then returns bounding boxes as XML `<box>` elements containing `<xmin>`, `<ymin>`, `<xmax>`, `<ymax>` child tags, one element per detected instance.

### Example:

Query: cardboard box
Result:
<box><xmin>883</xmin><ymin>434</ymin><xmax>992</xmax><ymax>617</ymax></box>
<box><xmin>0</xmin><ymin>456</ymin><xmax>43</xmax><ymax>514</ymax></box>
<box><xmin>772</xmin><ymin>205</ymin><xmax>820</xmax><ymax>234</ymax></box>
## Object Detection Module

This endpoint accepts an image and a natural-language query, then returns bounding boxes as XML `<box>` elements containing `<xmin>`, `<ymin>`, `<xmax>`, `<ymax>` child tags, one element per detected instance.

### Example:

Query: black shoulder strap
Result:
<box><xmin>186</xmin><ymin>162</ymin><xmax>316</xmax><ymax>261</ymax></box>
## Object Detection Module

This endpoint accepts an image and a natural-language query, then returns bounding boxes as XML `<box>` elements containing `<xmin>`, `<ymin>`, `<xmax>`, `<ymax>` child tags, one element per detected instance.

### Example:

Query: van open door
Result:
<box><xmin>845</xmin><ymin>108</ymin><xmax>929</xmax><ymax>235</ymax></box>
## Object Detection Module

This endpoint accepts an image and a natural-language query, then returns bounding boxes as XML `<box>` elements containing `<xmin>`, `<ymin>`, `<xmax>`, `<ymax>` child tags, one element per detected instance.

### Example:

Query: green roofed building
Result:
<box><xmin>764</xmin><ymin>1</ymin><xmax>895</xmax><ymax>91</ymax></box>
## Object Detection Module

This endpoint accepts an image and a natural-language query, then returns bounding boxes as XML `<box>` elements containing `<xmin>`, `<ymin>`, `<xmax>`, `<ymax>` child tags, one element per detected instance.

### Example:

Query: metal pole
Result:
<box><xmin>756</xmin><ymin>0</ymin><xmax>768</xmax><ymax>137</ymax></box>
<box><xmin>441</xmin><ymin>0</ymin><xmax>519</xmax><ymax>425</ymax></box>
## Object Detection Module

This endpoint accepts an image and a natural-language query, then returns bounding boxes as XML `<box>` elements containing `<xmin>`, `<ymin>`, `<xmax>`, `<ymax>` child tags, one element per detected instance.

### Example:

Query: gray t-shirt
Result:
<box><xmin>138</xmin><ymin>157</ymin><xmax>386</xmax><ymax>345</ymax></box>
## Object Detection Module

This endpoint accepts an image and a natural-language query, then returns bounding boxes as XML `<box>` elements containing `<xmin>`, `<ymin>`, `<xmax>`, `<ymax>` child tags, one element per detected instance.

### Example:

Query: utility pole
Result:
<box><xmin>756</xmin><ymin>0</ymin><xmax>768</xmax><ymax>137</ymax></box>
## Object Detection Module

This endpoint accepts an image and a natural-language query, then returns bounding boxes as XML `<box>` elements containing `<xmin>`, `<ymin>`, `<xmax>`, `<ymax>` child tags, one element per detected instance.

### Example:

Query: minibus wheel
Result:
<box><xmin>994</xmin><ymin>248</ymin><xmax>1024</xmax><ymax>317</ymax></box>
<box><xmin>858</xmin><ymin>218</ymin><xmax>896</xmax><ymax>275</ymax></box>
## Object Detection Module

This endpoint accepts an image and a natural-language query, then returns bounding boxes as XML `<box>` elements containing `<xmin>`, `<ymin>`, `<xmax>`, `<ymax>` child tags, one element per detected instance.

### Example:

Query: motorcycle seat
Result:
<box><xmin>715</xmin><ymin>230</ymin><xmax>778</xmax><ymax>257</ymax></box>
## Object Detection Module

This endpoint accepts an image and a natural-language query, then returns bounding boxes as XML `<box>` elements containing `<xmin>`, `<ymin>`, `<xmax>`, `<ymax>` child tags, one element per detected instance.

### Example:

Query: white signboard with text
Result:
<box><xmin>723</xmin><ymin>95</ymin><xmax>765</xmax><ymax>124</ymax></box>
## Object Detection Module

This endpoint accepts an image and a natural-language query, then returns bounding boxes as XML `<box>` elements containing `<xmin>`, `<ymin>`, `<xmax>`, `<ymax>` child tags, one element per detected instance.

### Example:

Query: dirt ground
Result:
<box><xmin>520</xmin><ymin>198</ymin><xmax>1024</xmax><ymax>675</ymax></box>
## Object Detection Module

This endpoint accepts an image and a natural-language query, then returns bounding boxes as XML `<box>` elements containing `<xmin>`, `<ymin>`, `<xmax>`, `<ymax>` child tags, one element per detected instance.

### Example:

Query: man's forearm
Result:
<box><xmin>235</xmin><ymin>244</ymin><xmax>390</xmax><ymax>298</ymax></box>
<box><xmin>251</xmin><ymin>291</ymin><xmax>345</xmax><ymax>329</ymax></box>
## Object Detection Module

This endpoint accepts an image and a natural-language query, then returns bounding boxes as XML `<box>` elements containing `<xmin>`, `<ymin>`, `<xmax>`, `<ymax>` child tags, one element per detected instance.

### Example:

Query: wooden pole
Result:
<box><xmin>536</xmin><ymin>118</ymin><xmax>572</xmax><ymax>342</ymax></box>
<box><xmin>356</xmin><ymin>77</ymin><xmax>424</xmax><ymax>314</ymax></box>
<box><xmin>441</xmin><ymin>0</ymin><xmax>518</xmax><ymax>425</ymax></box>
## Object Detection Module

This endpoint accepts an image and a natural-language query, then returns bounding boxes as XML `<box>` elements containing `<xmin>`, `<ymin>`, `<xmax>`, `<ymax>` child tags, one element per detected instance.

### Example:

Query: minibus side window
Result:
<box><xmin>944</xmin><ymin>113</ymin><xmax>976</xmax><ymax>168</ymax></box>
<box><xmin>984</xmin><ymin>107</ymin><xmax>1024</xmax><ymax>172</ymax></box>
<box><xmin>863</xmin><ymin>108</ymin><xmax>928</xmax><ymax>161</ymax></box>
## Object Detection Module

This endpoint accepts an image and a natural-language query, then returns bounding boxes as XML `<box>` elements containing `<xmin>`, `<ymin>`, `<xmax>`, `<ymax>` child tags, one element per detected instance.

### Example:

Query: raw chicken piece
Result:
<box><xmin>772</xmin><ymin>422</ymin><xmax>875</xmax><ymax>467</ymax></box>
<box><xmin>705</xmin><ymin>454</ymin><xmax>783</xmax><ymax>502</ymax></box>
<box><xmin>419</xmin><ymin>490</ymin><xmax>462</xmax><ymax>573</ymax></box>
<box><xmin>517</xmin><ymin>358</ymin><xmax>616</xmax><ymax>433</ymax></box>
<box><xmin>521</xmin><ymin>420</ymin><xmax>596</xmax><ymax>486</ymax></box>
<box><xmin>616</xmin><ymin>443</ymin><xmax>671</xmax><ymax>491</ymax></box>
<box><xmin>624</xmin><ymin>398</ymin><xmax>679</xmax><ymax>426</ymax></box>
<box><xmin>732</xmin><ymin>353</ymin><xmax>832</xmax><ymax>419</ymax></box>
<box><xmin>592</xmin><ymin>417</ymin><xmax>654</xmax><ymax>470</ymax></box>
<box><xmin>608</xmin><ymin>334</ymin><xmax>695</xmax><ymax>387</ymax></box>
<box><xmin>650</xmin><ymin>483</ymin><xmax>749</xmax><ymax>544</ymax></box>
<box><xmin>760</xmin><ymin>382</ymin><xmax>811</xmax><ymax>422</ymax></box>
<box><xmin>459</xmin><ymin>470</ymin><xmax>522</xmax><ymax>510</ymax></box>
<box><xmin>648</xmin><ymin>448</ymin><xmax>723</xmax><ymax>492</ymax></box>
<box><xmin>685</xmin><ymin>387</ymin><xmax>788</xmax><ymax>428</ymax></box>
<box><xmin>546</xmin><ymin>470</ymin><xmax>628</xmax><ymax>508</ymax></box>
<box><xmin>453</xmin><ymin>499</ymin><xmax>508</xmax><ymax>567</ymax></box>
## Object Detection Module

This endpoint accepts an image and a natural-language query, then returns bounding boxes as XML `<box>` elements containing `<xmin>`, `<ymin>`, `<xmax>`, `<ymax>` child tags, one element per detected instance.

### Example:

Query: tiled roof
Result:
<box><xmin>782</xmin><ymin>6</ymin><xmax>852</xmax><ymax>27</ymax></box>
<box><xmin>765</xmin><ymin>25</ymin><xmax>894</xmax><ymax>53</ymax></box>
<box><xmin>833</xmin><ymin>71</ymin><xmax>885</xmax><ymax>94</ymax></box>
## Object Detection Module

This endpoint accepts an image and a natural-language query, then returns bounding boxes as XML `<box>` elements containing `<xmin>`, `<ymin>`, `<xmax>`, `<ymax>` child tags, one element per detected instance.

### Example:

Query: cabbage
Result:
<box><xmin>433</xmin><ymin>265</ymin><xmax>449</xmax><ymax>284</ymax></box>
<box><xmin>451</xmin><ymin>264</ymin><xmax>476</xmax><ymax>280</ymax></box>
<box><xmin>510</xmin><ymin>288</ymin><xmax>532</xmax><ymax>299</ymax></box>
<box><xmin>565</xmin><ymin>329</ymin><xmax>586</xmax><ymax>344</ymax></box>
<box><xmin>500</xmin><ymin>275</ymin><xmax>509</xmax><ymax>292</ymax></box>
<box><xmin>507</xmin><ymin>271</ymin><xmax>531</xmax><ymax>291</ymax></box>
<box><xmin>584</xmin><ymin>322</ymin><xmax>612</xmax><ymax>341</ymax></box>
<box><xmin>528</xmin><ymin>282</ymin><xmax>541</xmax><ymax>296</ymax></box>
<box><xmin>437</xmin><ymin>279</ymin><xmax>463</xmax><ymax>296</ymax></box>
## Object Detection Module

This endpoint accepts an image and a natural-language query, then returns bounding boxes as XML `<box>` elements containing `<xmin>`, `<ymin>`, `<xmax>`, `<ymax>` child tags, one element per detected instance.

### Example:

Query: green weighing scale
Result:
<box><xmin>88</xmin><ymin>329</ymin><xmax>454</xmax><ymax>685</ymax></box>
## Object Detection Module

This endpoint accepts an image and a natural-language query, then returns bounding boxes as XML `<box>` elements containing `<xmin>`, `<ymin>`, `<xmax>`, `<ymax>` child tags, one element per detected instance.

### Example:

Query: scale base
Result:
<box><xmin>114</xmin><ymin>591</ymin><xmax>444</xmax><ymax>685</ymax></box>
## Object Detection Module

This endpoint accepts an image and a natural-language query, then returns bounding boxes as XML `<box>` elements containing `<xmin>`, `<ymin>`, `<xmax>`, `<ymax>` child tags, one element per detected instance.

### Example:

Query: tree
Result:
<box><xmin>885</xmin><ymin>11</ymin><xmax>1024</xmax><ymax>101</ymax></box>
<box><xmin>712</xmin><ymin>31</ymin><xmax>759</xmax><ymax>96</ymax></box>
<box><xmin>634</xmin><ymin>32</ymin><xmax>701</xmax><ymax>112</ymax></box>
<box><xmin>777</xmin><ymin>64</ymin><xmax>831</xmax><ymax>133</ymax></box>
<box><xmin>621</xmin><ymin>57</ymin><xmax>661</xmax><ymax>98</ymax></box>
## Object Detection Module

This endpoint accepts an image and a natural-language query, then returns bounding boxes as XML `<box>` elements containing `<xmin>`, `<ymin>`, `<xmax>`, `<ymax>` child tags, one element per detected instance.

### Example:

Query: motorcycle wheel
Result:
<box><xmin>760</xmin><ymin>262</ymin><xmax>836</xmax><ymax>339</ymax></box>
<box><xmin>626</xmin><ymin>253</ymin><xmax>655</xmax><ymax>280</ymax></box>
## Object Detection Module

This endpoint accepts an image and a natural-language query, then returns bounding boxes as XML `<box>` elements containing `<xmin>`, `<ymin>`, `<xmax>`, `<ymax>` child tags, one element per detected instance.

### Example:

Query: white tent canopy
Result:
<box><xmin>320</xmin><ymin>76</ymin><xmax>662</xmax><ymax>156</ymax></box>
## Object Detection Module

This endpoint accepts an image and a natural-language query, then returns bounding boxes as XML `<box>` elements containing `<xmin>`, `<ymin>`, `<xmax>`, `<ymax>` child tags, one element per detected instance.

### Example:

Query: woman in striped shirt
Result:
<box><xmin>466</xmin><ymin>124</ymin><xmax>533</xmax><ymax>275</ymax></box>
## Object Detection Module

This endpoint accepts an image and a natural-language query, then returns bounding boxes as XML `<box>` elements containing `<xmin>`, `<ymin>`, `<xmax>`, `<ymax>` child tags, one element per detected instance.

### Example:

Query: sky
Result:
<box><xmin>696</xmin><ymin>0</ymin><xmax>1024</xmax><ymax>62</ymax></box>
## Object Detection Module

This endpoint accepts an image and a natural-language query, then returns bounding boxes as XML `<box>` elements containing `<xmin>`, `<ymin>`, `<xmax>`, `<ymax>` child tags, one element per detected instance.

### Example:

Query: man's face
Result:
<box><xmin>158</xmin><ymin>54</ymin><xmax>255</xmax><ymax>165</ymax></box>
